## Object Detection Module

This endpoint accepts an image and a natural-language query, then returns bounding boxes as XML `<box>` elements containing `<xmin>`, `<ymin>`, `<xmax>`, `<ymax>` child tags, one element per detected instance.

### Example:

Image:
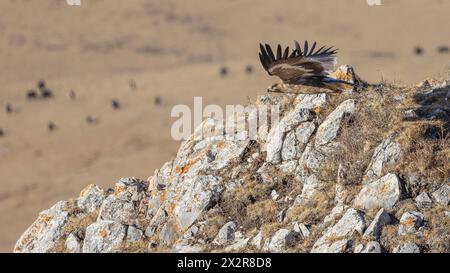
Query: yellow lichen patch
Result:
<box><xmin>330</xmin><ymin>69</ymin><xmax>353</xmax><ymax>82</ymax></box>
<box><xmin>79</xmin><ymin>184</ymin><xmax>95</xmax><ymax>198</ymax></box>
<box><xmin>401</xmin><ymin>217</ymin><xmax>415</xmax><ymax>228</ymax></box>
<box><xmin>113</xmin><ymin>184</ymin><xmax>124</xmax><ymax>195</ymax></box>
<box><xmin>98</xmin><ymin>229</ymin><xmax>108</xmax><ymax>238</ymax></box>
<box><xmin>311</xmin><ymin>106</ymin><xmax>322</xmax><ymax>115</ymax></box>
<box><xmin>216</xmin><ymin>140</ymin><xmax>226</xmax><ymax>149</ymax></box>
<box><xmin>159</xmin><ymin>190</ymin><xmax>166</xmax><ymax>204</ymax></box>
<box><xmin>39</xmin><ymin>214</ymin><xmax>53</xmax><ymax>225</ymax></box>
<box><xmin>379</xmin><ymin>183</ymin><xmax>390</xmax><ymax>194</ymax></box>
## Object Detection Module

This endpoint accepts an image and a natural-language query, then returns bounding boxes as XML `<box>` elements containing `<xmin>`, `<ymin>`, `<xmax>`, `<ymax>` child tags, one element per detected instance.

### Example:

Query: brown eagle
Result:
<box><xmin>259</xmin><ymin>40</ymin><xmax>353</xmax><ymax>93</ymax></box>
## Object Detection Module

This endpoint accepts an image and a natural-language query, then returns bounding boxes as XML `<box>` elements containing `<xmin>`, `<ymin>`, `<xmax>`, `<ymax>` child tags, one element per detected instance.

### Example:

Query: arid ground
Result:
<box><xmin>0</xmin><ymin>0</ymin><xmax>449</xmax><ymax>252</ymax></box>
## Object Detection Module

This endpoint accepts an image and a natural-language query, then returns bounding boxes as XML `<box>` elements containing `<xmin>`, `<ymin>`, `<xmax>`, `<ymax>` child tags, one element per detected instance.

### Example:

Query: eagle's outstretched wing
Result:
<box><xmin>259</xmin><ymin>40</ymin><xmax>338</xmax><ymax>84</ymax></box>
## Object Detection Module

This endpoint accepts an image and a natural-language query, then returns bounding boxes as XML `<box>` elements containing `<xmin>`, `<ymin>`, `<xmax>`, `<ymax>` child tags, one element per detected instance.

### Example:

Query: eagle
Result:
<box><xmin>259</xmin><ymin>40</ymin><xmax>354</xmax><ymax>94</ymax></box>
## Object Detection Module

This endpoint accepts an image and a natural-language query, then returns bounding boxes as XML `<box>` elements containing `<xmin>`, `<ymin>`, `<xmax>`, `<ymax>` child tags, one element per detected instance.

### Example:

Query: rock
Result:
<box><xmin>14</xmin><ymin>201</ymin><xmax>71</xmax><ymax>253</ymax></box>
<box><xmin>398</xmin><ymin>211</ymin><xmax>424</xmax><ymax>235</ymax></box>
<box><xmin>393</xmin><ymin>243</ymin><xmax>420</xmax><ymax>253</ymax></box>
<box><xmin>281</xmin><ymin>130</ymin><xmax>297</xmax><ymax>161</ymax></box>
<box><xmin>312</xmin><ymin>208</ymin><xmax>365</xmax><ymax>253</ymax></box>
<box><xmin>171</xmin><ymin>240</ymin><xmax>204</xmax><ymax>253</ymax></box>
<box><xmin>77</xmin><ymin>184</ymin><xmax>106</xmax><ymax>213</ymax></box>
<box><xmin>354</xmin><ymin>173</ymin><xmax>402</xmax><ymax>210</ymax></box>
<box><xmin>293</xmin><ymin>222</ymin><xmax>310</xmax><ymax>238</ymax></box>
<box><xmin>363</xmin><ymin>137</ymin><xmax>401</xmax><ymax>184</ymax></box>
<box><xmin>266</xmin><ymin>107</ymin><xmax>312</xmax><ymax>163</ymax></box>
<box><xmin>214</xmin><ymin>221</ymin><xmax>236</xmax><ymax>245</ymax></box>
<box><xmin>250</xmin><ymin>231</ymin><xmax>263</xmax><ymax>250</ymax></box>
<box><xmin>65</xmin><ymin>233</ymin><xmax>82</xmax><ymax>253</ymax></box>
<box><xmin>432</xmin><ymin>184</ymin><xmax>450</xmax><ymax>206</ymax></box>
<box><xmin>172</xmin><ymin>175</ymin><xmax>222</xmax><ymax>231</ymax></box>
<box><xmin>414</xmin><ymin>192</ymin><xmax>433</xmax><ymax>208</ymax></box>
<box><xmin>82</xmin><ymin>221</ymin><xmax>126</xmax><ymax>253</ymax></box>
<box><xmin>144</xmin><ymin>226</ymin><xmax>156</xmax><ymax>238</ymax></box>
<box><xmin>355</xmin><ymin>241</ymin><xmax>382</xmax><ymax>253</ymax></box>
<box><xmin>363</xmin><ymin>208</ymin><xmax>391</xmax><ymax>240</ymax></box>
<box><xmin>159</xmin><ymin>222</ymin><xmax>178</xmax><ymax>245</ymax></box>
<box><xmin>293</xmin><ymin>94</ymin><xmax>327</xmax><ymax>110</ymax></box>
<box><xmin>267</xmin><ymin>229</ymin><xmax>300</xmax><ymax>253</ymax></box>
<box><xmin>225</xmin><ymin>237</ymin><xmax>250</xmax><ymax>252</ymax></box>
<box><xmin>301</xmin><ymin>174</ymin><xmax>322</xmax><ymax>199</ymax></box>
<box><xmin>315</xmin><ymin>99</ymin><xmax>355</xmax><ymax>146</ymax></box>
<box><xmin>97</xmin><ymin>178</ymin><xmax>148</xmax><ymax>226</ymax></box>
<box><xmin>271</xmin><ymin>190</ymin><xmax>279</xmax><ymax>201</ymax></box>
<box><xmin>126</xmin><ymin>226</ymin><xmax>143</xmax><ymax>242</ymax></box>
<box><xmin>322</xmin><ymin>204</ymin><xmax>349</xmax><ymax>227</ymax></box>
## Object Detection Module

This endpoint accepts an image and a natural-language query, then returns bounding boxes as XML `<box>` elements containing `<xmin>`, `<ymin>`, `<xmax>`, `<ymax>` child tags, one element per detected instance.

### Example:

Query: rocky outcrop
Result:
<box><xmin>14</xmin><ymin>68</ymin><xmax>450</xmax><ymax>253</ymax></box>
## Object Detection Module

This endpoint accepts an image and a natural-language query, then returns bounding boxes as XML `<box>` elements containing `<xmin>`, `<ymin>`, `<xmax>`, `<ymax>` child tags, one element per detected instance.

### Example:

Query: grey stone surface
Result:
<box><xmin>77</xmin><ymin>184</ymin><xmax>106</xmax><ymax>213</ymax></box>
<box><xmin>126</xmin><ymin>226</ymin><xmax>143</xmax><ymax>242</ymax></box>
<box><xmin>82</xmin><ymin>221</ymin><xmax>126</xmax><ymax>253</ymax></box>
<box><xmin>173</xmin><ymin>175</ymin><xmax>222</xmax><ymax>231</ymax></box>
<box><xmin>65</xmin><ymin>233</ymin><xmax>82</xmax><ymax>253</ymax></box>
<box><xmin>14</xmin><ymin>201</ymin><xmax>71</xmax><ymax>253</ymax></box>
<box><xmin>398</xmin><ymin>211</ymin><xmax>424</xmax><ymax>235</ymax></box>
<box><xmin>415</xmin><ymin>192</ymin><xmax>433</xmax><ymax>208</ymax></box>
<box><xmin>432</xmin><ymin>184</ymin><xmax>450</xmax><ymax>206</ymax></box>
<box><xmin>312</xmin><ymin>208</ymin><xmax>365</xmax><ymax>253</ymax></box>
<box><xmin>354</xmin><ymin>173</ymin><xmax>401</xmax><ymax>210</ymax></box>
<box><xmin>315</xmin><ymin>99</ymin><xmax>355</xmax><ymax>146</ymax></box>
<box><xmin>214</xmin><ymin>221</ymin><xmax>236</xmax><ymax>245</ymax></box>
<box><xmin>393</xmin><ymin>243</ymin><xmax>420</xmax><ymax>253</ymax></box>
<box><xmin>363</xmin><ymin>137</ymin><xmax>401</xmax><ymax>184</ymax></box>
<box><xmin>267</xmin><ymin>229</ymin><xmax>300</xmax><ymax>253</ymax></box>
<box><xmin>363</xmin><ymin>208</ymin><xmax>391</xmax><ymax>240</ymax></box>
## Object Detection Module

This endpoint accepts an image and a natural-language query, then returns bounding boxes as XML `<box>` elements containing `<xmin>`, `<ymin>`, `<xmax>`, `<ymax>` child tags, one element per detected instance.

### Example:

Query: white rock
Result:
<box><xmin>126</xmin><ymin>226</ymin><xmax>143</xmax><ymax>242</ymax></box>
<box><xmin>398</xmin><ymin>211</ymin><xmax>424</xmax><ymax>235</ymax></box>
<box><xmin>312</xmin><ymin>208</ymin><xmax>365</xmax><ymax>253</ymax></box>
<box><xmin>77</xmin><ymin>184</ymin><xmax>106</xmax><ymax>213</ymax></box>
<box><xmin>300</xmin><ymin>174</ymin><xmax>322</xmax><ymax>199</ymax></box>
<box><xmin>363</xmin><ymin>137</ymin><xmax>401</xmax><ymax>184</ymax></box>
<box><xmin>361</xmin><ymin>241</ymin><xmax>382</xmax><ymax>253</ymax></box>
<box><xmin>14</xmin><ymin>201</ymin><xmax>70</xmax><ymax>253</ymax></box>
<box><xmin>250</xmin><ymin>231</ymin><xmax>263</xmax><ymax>250</ymax></box>
<box><xmin>315</xmin><ymin>99</ymin><xmax>355</xmax><ymax>146</ymax></box>
<box><xmin>82</xmin><ymin>221</ymin><xmax>126</xmax><ymax>253</ymax></box>
<box><xmin>266</xmin><ymin>108</ymin><xmax>312</xmax><ymax>163</ymax></box>
<box><xmin>393</xmin><ymin>243</ymin><xmax>420</xmax><ymax>253</ymax></box>
<box><xmin>65</xmin><ymin>233</ymin><xmax>82</xmax><ymax>253</ymax></box>
<box><xmin>354</xmin><ymin>173</ymin><xmax>402</xmax><ymax>210</ymax></box>
<box><xmin>267</xmin><ymin>229</ymin><xmax>300</xmax><ymax>253</ymax></box>
<box><xmin>214</xmin><ymin>221</ymin><xmax>236</xmax><ymax>245</ymax></box>
<box><xmin>363</xmin><ymin>208</ymin><xmax>391</xmax><ymax>240</ymax></box>
<box><xmin>173</xmin><ymin>175</ymin><xmax>222</xmax><ymax>231</ymax></box>
<box><xmin>414</xmin><ymin>192</ymin><xmax>433</xmax><ymax>208</ymax></box>
<box><xmin>432</xmin><ymin>184</ymin><xmax>450</xmax><ymax>206</ymax></box>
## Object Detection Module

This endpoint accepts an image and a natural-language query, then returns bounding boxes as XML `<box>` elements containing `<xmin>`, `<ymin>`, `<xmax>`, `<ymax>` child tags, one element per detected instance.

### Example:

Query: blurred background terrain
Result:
<box><xmin>0</xmin><ymin>0</ymin><xmax>450</xmax><ymax>251</ymax></box>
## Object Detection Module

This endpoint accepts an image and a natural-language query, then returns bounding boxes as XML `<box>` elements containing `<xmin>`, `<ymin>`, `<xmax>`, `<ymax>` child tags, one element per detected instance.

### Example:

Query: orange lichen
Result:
<box><xmin>113</xmin><ymin>185</ymin><xmax>124</xmax><ymax>195</ymax></box>
<box><xmin>379</xmin><ymin>183</ymin><xmax>390</xmax><ymax>194</ymax></box>
<box><xmin>79</xmin><ymin>184</ymin><xmax>95</xmax><ymax>198</ymax></box>
<box><xmin>98</xmin><ymin>229</ymin><xmax>108</xmax><ymax>238</ymax></box>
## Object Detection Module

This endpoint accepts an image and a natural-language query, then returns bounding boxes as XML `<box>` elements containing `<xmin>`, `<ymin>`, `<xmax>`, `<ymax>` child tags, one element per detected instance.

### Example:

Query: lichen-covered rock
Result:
<box><xmin>312</xmin><ymin>208</ymin><xmax>365</xmax><ymax>253</ymax></box>
<box><xmin>172</xmin><ymin>175</ymin><xmax>222</xmax><ymax>231</ymax></box>
<box><xmin>363</xmin><ymin>137</ymin><xmax>401</xmax><ymax>184</ymax></box>
<box><xmin>354</xmin><ymin>173</ymin><xmax>402</xmax><ymax>210</ymax></box>
<box><xmin>97</xmin><ymin>178</ymin><xmax>148</xmax><ymax>227</ymax></box>
<box><xmin>77</xmin><ymin>184</ymin><xmax>106</xmax><ymax>213</ymax></box>
<box><xmin>398</xmin><ymin>211</ymin><xmax>424</xmax><ymax>235</ymax></box>
<box><xmin>213</xmin><ymin>221</ymin><xmax>236</xmax><ymax>245</ymax></box>
<box><xmin>315</xmin><ymin>99</ymin><xmax>355</xmax><ymax>146</ymax></box>
<box><xmin>82</xmin><ymin>221</ymin><xmax>126</xmax><ymax>253</ymax></box>
<box><xmin>14</xmin><ymin>201</ymin><xmax>71</xmax><ymax>253</ymax></box>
